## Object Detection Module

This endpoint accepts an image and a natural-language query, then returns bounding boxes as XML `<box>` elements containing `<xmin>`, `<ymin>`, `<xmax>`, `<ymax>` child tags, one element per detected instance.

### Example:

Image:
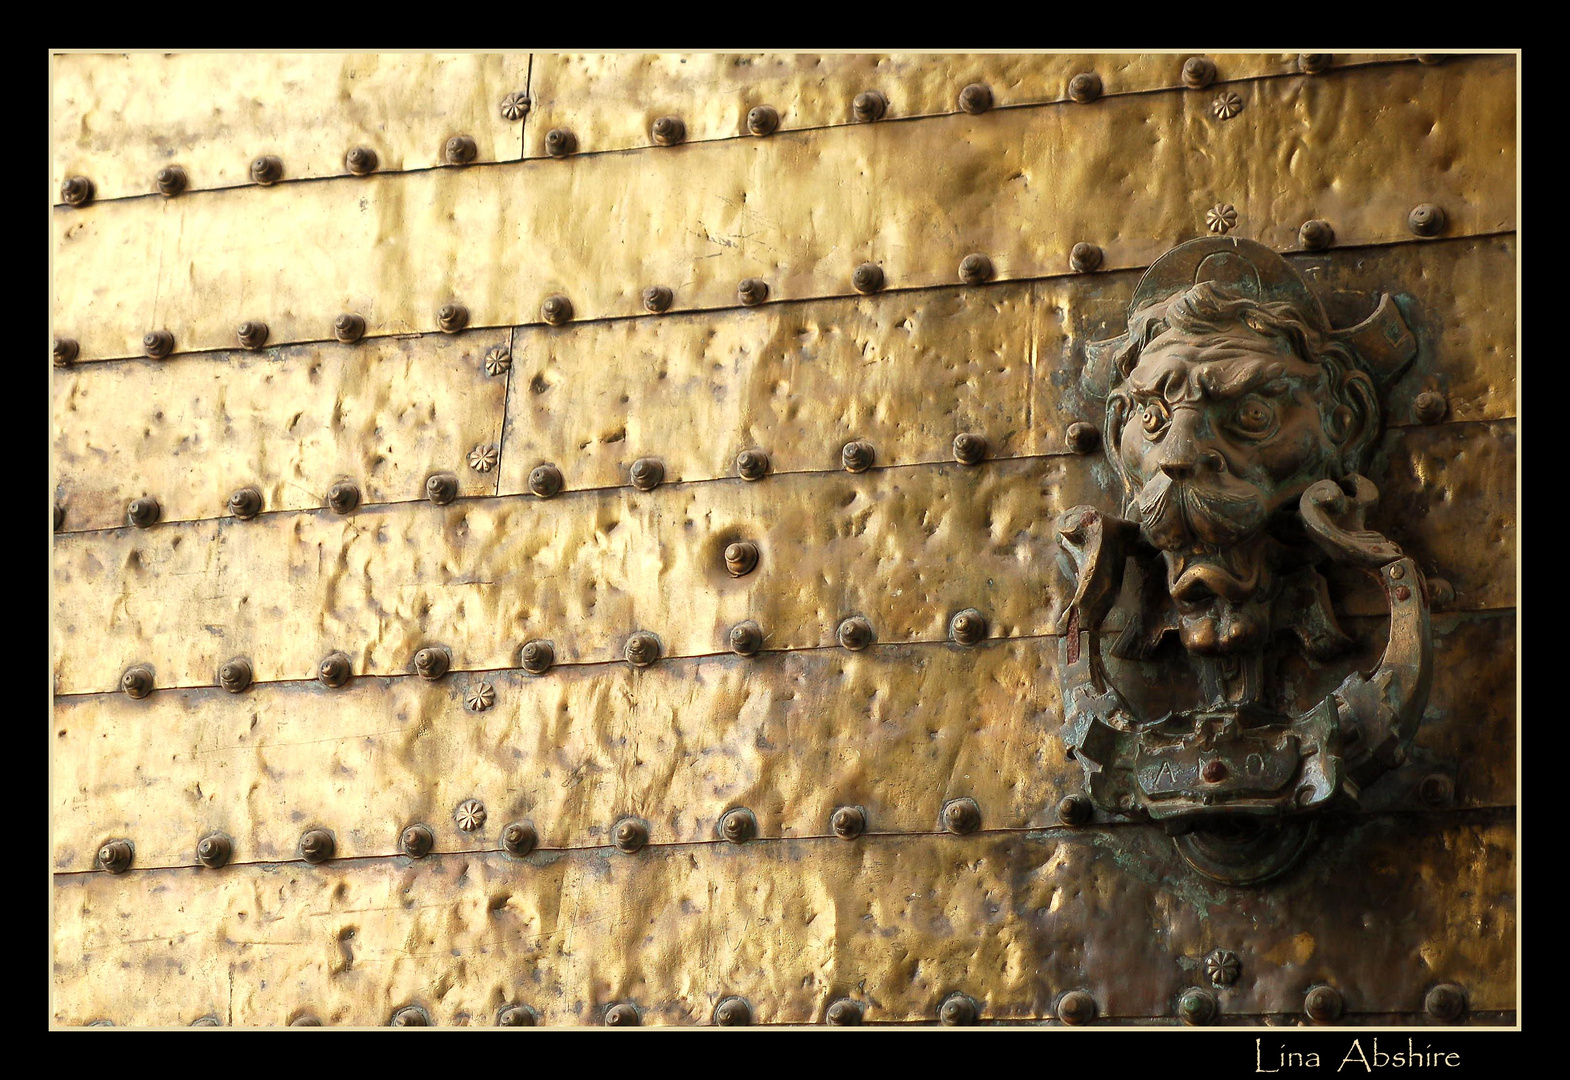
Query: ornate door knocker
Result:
<box><xmin>1055</xmin><ymin>236</ymin><xmax>1432</xmax><ymax>884</ymax></box>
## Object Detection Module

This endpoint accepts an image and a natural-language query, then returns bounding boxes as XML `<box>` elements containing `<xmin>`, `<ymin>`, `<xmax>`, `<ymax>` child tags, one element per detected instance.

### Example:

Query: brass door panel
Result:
<box><xmin>523</xmin><ymin>53</ymin><xmax>1408</xmax><ymax>157</ymax></box>
<box><xmin>52</xmin><ymin>332</ymin><xmax>509</xmax><ymax>532</ymax></box>
<box><xmin>49</xmin><ymin>612</ymin><xmax>1514</xmax><ymax>872</ymax></box>
<box><xmin>51</xmin><ymin>814</ymin><xmax>1514</xmax><ymax>1026</ymax></box>
<box><xmin>52</xmin><ymin>57</ymin><xmax>1515</xmax><ymax>361</ymax></box>
<box><xmin>51</xmin><ymin>53</ymin><xmax>530</xmax><ymax>202</ymax></box>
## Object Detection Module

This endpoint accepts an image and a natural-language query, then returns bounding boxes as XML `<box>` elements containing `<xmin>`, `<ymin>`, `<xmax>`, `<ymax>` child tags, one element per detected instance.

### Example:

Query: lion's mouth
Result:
<box><xmin>1136</xmin><ymin>472</ymin><xmax>1266</xmax><ymax>551</ymax></box>
<box><xmin>1169</xmin><ymin>556</ymin><xmax>1263</xmax><ymax>605</ymax></box>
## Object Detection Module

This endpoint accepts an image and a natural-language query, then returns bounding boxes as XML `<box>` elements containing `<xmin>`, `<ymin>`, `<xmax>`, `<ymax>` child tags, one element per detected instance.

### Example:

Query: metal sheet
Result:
<box><xmin>51</xmin><ymin>52</ymin><xmax>530</xmax><ymax>201</ymax></box>
<box><xmin>48</xmin><ymin>612</ymin><xmax>1515</xmax><ymax>871</ymax></box>
<box><xmin>51</xmin><ymin>813</ymin><xmax>1515</xmax><ymax>1025</ymax></box>
<box><xmin>523</xmin><ymin>53</ymin><xmax>1410</xmax><ymax>157</ymax></box>
<box><xmin>52</xmin><ymin>332</ymin><xmax>510</xmax><ymax>532</ymax></box>
<box><xmin>52</xmin><ymin>57</ymin><xmax>1516</xmax><ymax>360</ymax></box>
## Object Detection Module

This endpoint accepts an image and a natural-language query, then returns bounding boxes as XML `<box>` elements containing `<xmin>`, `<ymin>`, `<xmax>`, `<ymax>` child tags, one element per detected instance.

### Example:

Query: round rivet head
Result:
<box><xmin>191</xmin><ymin>1016</ymin><xmax>220</xmax><ymax>1028</ymax></box>
<box><xmin>958</xmin><ymin>83</ymin><xmax>993</xmax><ymax>114</ymax></box>
<box><xmin>1069</xmin><ymin>242</ymin><xmax>1103</xmax><ymax>273</ymax></box>
<box><xmin>127</xmin><ymin>497</ymin><xmax>161</xmax><ymax>529</ymax></box>
<box><xmin>498</xmin><ymin>1004</ymin><xmax>536</xmax><ymax>1026</ymax></box>
<box><xmin>228</xmin><ymin>486</ymin><xmax>263</xmax><ymax>520</ymax></box>
<box><xmin>738</xmin><ymin>278</ymin><xmax>769</xmax><ymax>306</ymax></box>
<box><xmin>746</xmin><ymin>105</ymin><xmax>779</xmax><ymax>136</ymax></box>
<box><xmin>714</xmin><ymin>997</ymin><xmax>751</xmax><ymax>1026</ymax></box>
<box><xmin>250</xmin><ymin>155</ymin><xmax>283</xmax><ymax>185</ymax></box>
<box><xmin>942</xmin><ymin>797</ymin><xmax>981</xmax><ymax>835</ymax></box>
<box><xmin>298</xmin><ymin>828</ymin><xmax>335</xmax><ymax>864</ymax></box>
<box><xmin>830</xmin><ymin>805</ymin><xmax>866</xmax><ymax>839</ymax></box>
<box><xmin>333</xmin><ymin>313</ymin><xmax>366</xmax><ymax>343</ymax></box>
<box><xmin>326</xmin><ymin>480</ymin><xmax>360</xmax><ymax>515</ymax></box>
<box><xmin>953</xmin><ymin>432</ymin><xmax>987</xmax><ymax>465</ymax></box>
<box><xmin>541</xmin><ymin>295</ymin><xmax>573</xmax><ymax>326</ymax></box>
<box><xmin>851</xmin><ymin>262</ymin><xmax>884</xmax><ymax>294</ymax></box>
<box><xmin>218</xmin><ymin>657</ymin><xmax>252</xmax><ymax>694</ymax></box>
<box><xmin>624</xmin><ymin>631</ymin><xmax>661</xmax><ymax>667</ymax></box>
<box><xmin>1413</xmin><ymin>390</ymin><xmax>1448</xmax><ymax>425</ymax></box>
<box><xmin>236</xmin><ymin>321</ymin><xmax>268</xmax><ymax>350</ymax></box>
<box><xmin>413</xmin><ymin>646</ymin><xmax>450</xmax><ymax>681</ymax></box>
<box><xmin>500</xmin><ymin>92</ymin><xmax>530</xmax><ymax>121</ymax></box>
<box><xmin>1299</xmin><ymin>53</ymin><xmax>1333</xmax><ymax>74</ymax></box>
<box><xmin>852</xmin><ymin>90</ymin><xmax>886</xmax><ymax>122</ymax></box>
<box><xmin>630</xmin><ymin>457</ymin><xmax>664</xmax><ymax>491</ymax></box>
<box><xmin>155</xmin><ymin>165</ymin><xmax>187</xmax><ymax>196</ymax></box>
<box><xmin>54</xmin><ymin>504</ymin><xmax>65</xmax><ymax>531</ymax></box>
<box><xmin>345</xmin><ymin>146</ymin><xmax>378</xmax><ymax>175</ymax></box>
<box><xmin>651</xmin><ymin>115</ymin><xmax>686</xmax><ymax>146</ymax></box>
<box><xmin>605</xmin><ymin>1003</ymin><xmax>641</xmax><ymax>1027</ymax></box>
<box><xmin>724</xmin><ymin>540</ymin><xmax>759</xmax><ymax>578</ymax></box>
<box><xmin>939</xmin><ymin>993</ymin><xmax>978</xmax><ymax>1026</ymax></box>
<box><xmin>1418</xmin><ymin>772</ymin><xmax>1455</xmax><ymax>808</ymax></box>
<box><xmin>425</xmin><ymin>473</ymin><xmax>458</xmax><ymax>506</ymax></box>
<box><xmin>612</xmin><ymin>818</ymin><xmax>649</xmax><ymax>853</ymax></box>
<box><xmin>1424</xmin><ymin>984</ymin><xmax>1466</xmax><ymax>1022</ymax></box>
<box><xmin>317</xmin><ymin>652</ymin><xmax>351</xmax><ymax>689</ymax></box>
<box><xmin>143</xmin><ymin>330</ymin><xmax>174</xmax><ymax>359</ymax></box>
<box><xmin>469</xmin><ymin>444</ymin><xmax>499</xmax><ymax>473</ymax></box>
<box><xmin>389</xmin><ymin>1007</ymin><xmax>428</xmax><ymax>1027</ymax></box>
<box><xmin>1068</xmin><ymin>72</ymin><xmax>1102</xmax><ymax>103</ymax></box>
<box><xmin>519</xmin><ymin>639</ymin><xmax>555</xmax><ymax>675</ymax></box>
<box><xmin>1182</xmin><ymin>56</ymin><xmax>1217</xmax><ymax>89</ymax></box>
<box><xmin>454</xmin><ymin>798</ymin><xmax>487</xmax><ymax>831</ymax></box>
<box><xmin>837</xmin><ymin>615</ymin><xmax>873</xmax><ymax>651</ymax></box>
<box><xmin>528</xmin><ymin>464</ymin><xmax>564</xmax><ymax>499</ymax></box>
<box><xmin>1205</xmin><ymin>948</ymin><xmax>1241</xmax><ymax>986</ymax></box>
<box><xmin>544</xmin><ymin>128</ymin><xmax>577</xmax><ymax>157</ymax></box>
<box><xmin>1304</xmin><ymin>984</ymin><xmax>1344</xmax><ymax>1023</ymax></box>
<box><xmin>437</xmin><ymin>303</ymin><xmax>469</xmax><ymax>333</ymax></box>
<box><xmin>718</xmin><ymin>807</ymin><xmax>757</xmax><ymax>844</ymax></box>
<box><xmin>1427</xmin><ymin>577</ymin><xmax>1455</xmax><ymax>609</ymax></box>
<box><xmin>502</xmin><ymin>821</ymin><xmax>538</xmax><ymax>857</ymax></box>
<box><xmin>1299</xmin><ymin>218</ymin><xmax>1335</xmax><ymax>250</ymax></box>
<box><xmin>399</xmin><ymin>823</ymin><xmax>434</xmax><ymax>859</ymax></box>
<box><xmin>1416</xmin><ymin>53</ymin><xmax>1449</xmax><ymax>65</ymax></box>
<box><xmin>444</xmin><ymin>134</ymin><xmax>478</xmax><ymax>165</ymax></box>
<box><xmin>728</xmin><ymin>621</ymin><xmax>763</xmax><ymax>657</ymax></box>
<box><xmin>1057</xmin><ymin>990</ymin><xmax>1096</xmax><ymax>1026</ymax></box>
<box><xmin>736</xmin><ymin>448</ymin><xmax>770</xmax><ymax>481</ymax></box>
<box><xmin>642</xmin><ymin>285</ymin><xmax>673</xmax><ymax>313</ymax></box>
<box><xmin>97</xmin><ymin>839</ymin><xmax>133</xmax><ymax>874</ymax></box>
<box><xmin>1065</xmin><ymin>422</ymin><xmax>1100</xmax><ymax>454</ymax></box>
<box><xmin>841</xmin><ymin>439</ymin><xmax>875</xmax><ymax>472</ymax></box>
<box><xmin>1178</xmin><ymin>987</ymin><xmax>1217</xmax><ymax>1026</ymax></box>
<box><xmin>1408</xmin><ymin>203</ymin><xmax>1446</xmax><ymax>238</ymax></box>
<box><xmin>949</xmin><ymin>608</ymin><xmax>988</xmax><ymax>646</ymax></box>
<box><xmin>289</xmin><ymin>1015</ymin><xmax>321</xmax><ymax>1027</ymax></box>
<box><xmin>61</xmin><ymin>175</ymin><xmax>95</xmax><ymax>206</ymax></box>
<box><xmin>484</xmin><ymin>345</ymin><xmax>511</xmax><ymax>376</ymax></box>
<box><xmin>1057</xmin><ymin>793</ymin><xmax>1094</xmax><ymax>826</ymax></box>
<box><xmin>958</xmin><ymin>253</ymin><xmax>994</xmax><ymax>285</ymax></box>
<box><xmin>1202</xmin><ymin>759</ymin><xmax>1228</xmax><ymax>782</ymax></box>
<box><xmin>196</xmin><ymin>833</ymin><xmax>231</xmax><ymax>868</ymax></box>
<box><xmin>825</xmin><ymin>999</ymin><xmax>863</xmax><ymax>1026</ymax></box>
<box><xmin>53</xmin><ymin>337</ymin><xmax>79</xmax><ymax>367</ymax></box>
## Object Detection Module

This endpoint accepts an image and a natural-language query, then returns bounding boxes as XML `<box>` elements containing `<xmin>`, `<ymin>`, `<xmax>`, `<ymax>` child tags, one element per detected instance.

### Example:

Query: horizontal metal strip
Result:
<box><xmin>49</xmin><ymin>611</ymin><xmax>1515</xmax><ymax>871</ymax></box>
<box><xmin>49</xmin><ymin>421</ymin><xmax>1516</xmax><ymax>695</ymax></box>
<box><xmin>51</xmin><ymin>53</ymin><xmax>530</xmax><ymax>203</ymax></box>
<box><xmin>52</xmin><ymin>56</ymin><xmax>1515</xmax><ymax>361</ymax></box>
<box><xmin>50</xmin><ymin>812</ymin><xmax>1515</xmax><ymax>1025</ymax></box>
<box><xmin>521</xmin><ymin>53</ymin><xmax>1417</xmax><ymax>159</ymax></box>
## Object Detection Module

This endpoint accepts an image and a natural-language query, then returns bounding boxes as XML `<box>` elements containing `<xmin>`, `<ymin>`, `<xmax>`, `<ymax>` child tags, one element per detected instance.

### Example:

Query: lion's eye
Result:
<box><xmin>1140</xmin><ymin>399</ymin><xmax>1171</xmax><ymax>436</ymax></box>
<box><xmin>1229</xmin><ymin>396</ymin><xmax>1276</xmax><ymax>437</ymax></box>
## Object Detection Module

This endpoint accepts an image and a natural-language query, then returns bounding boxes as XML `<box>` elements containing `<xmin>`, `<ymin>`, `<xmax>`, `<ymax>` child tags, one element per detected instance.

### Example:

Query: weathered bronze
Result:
<box><xmin>527</xmin><ymin>463</ymin><xmax>563</xmax><ymax>498</ymax></box>
<box><xmin>939</xmin><ymin>994</ymin><xmax>979</xmax><ymax>1026</ymax></box>
<box><xmin>390</xmin><ymin>1006</ymin><xmax>429</xmax><ymax>1026</ymax></box>
<box><xmin>852</xmin><ymin>90</ymin><xmax>885</xmax><ymax>122</ymax></box>
<box><xmin>713</xmin><ymin>998</ymin><xmax>751</xmax><ymax>1026</ymax></box>
<box><xmin>1070</xmin><ymin>242</ymin><xmax>1103</xmax><ymax>273</ymax></box>
<box><xmin>399</xmin><ymin>823</ymin><xmax>434</xmax><ymax>859</ymax></box>
<box><xmin>958</xmin><ymin>252</ymin><xmax>993</xmax><ymax>284</ymax></box>
<box><xmin>345</xmin><ymin>146</ymin><xmax>378</xmax><ymax>175</ymax></box>
<box><xmin>949</xmin><ymin>608</ymin><xmax>988</xmax><ymax>645</ymax></box>
<box><xmin>604</xmin><ymin>1003</ymin><xmax>641</xmax><ymax>1026</ymax></box>
<box><xmin>624</xmin><ymin>631</ymin><xmax>661</xmax><ymax>667</ymax></box>
<box><xmin>236</xmin><ymin>321</ymin><xmax>268</xmax><ymax>350</ymax></box>
<box><xmin>629</xmin><ymin>457</ymin><xmax>664</xmax><ymax>491</ymax></box>
<box><xmin>501</xmin><ymin>821</ymin><xmax>537</xmax><ymax>857</ymax></box>
<box><xmin>142</xmin><ymin>330</ymin><xmax>173</xmax><ymax>359</ymax></box>
<box><xmin>1299</xmin><ymin>218</ymin><xmax>1335</xmax><ymax>250</ymax></box>
<box><xmin>651</xmin><ymin>116</ymin><xmax>686</xmax><ymax>146</ymax></box>
<box><xmin>1305</xmin><ymin>984</ymin><xmax>1345</xmax><ymax>1023</ymax></box>
<box><xmin>484</xmin><ymin>344</ymin><xmax>511</xmax><ymax>375</ymax></box>
<box><xmin>227</xmin><ymin>486</ymin><xmax>263</xmax><ymax>519</ymax></box>
<box><xmin>728</xmin><ymin>621</ymin><xmax>763</xmax><ymax>656</ymax></box>
<box><xmin>316</xmin><ymin>652</ymin><xmax>351</xmax><ymax>689</ymax></box>
<box><xmin>641</xmin><ymin>285</ymin><xmax>673</xmax><ymax>313</ymax></box>
<box><xmin>444</xmin><ymin>134</ymin><xmax>478</xmax><ymax>165</ymax></box>
<box><xmin>425</xmin><ymin>472</ymin><xmax>458</xmax><ymax>505</ymax></box>
<box><xmin>941</xmin><ymin>797</ymin><xmax>981</xmax><ymax>834</ymax></box>
<box><xmin>840</xmin><ymin>439</ymin><xmax>875</xmax><ymax>472</ymax></box>
<box><xmin>1413</xmin><ymin>389</ymin><xmax>1449</xmax><ymax>424</ymax></box>
<box><xmin>1068</xmin><ymin>72</ymin><xmax>1101</xmax><ymax>103</ymax></box>
<box><xmin>297</xmin><ymin>828</ymin><xmax>334</xmax><ymax>864</ymax></box>
<box><xmin>1409</xmin><ymin>203</ymin><xmax>1447</xmax><ymax>237</ymax></box>
<box><xmin>541</xmin><ymin>295</ymin><xmax>573</xmax><ymax>326</ymax></box>
<box><xmin>1057</xmin><ymin>990</ymin><xmax>1097</xmax><ymax>1025</ymax></box>
<box><xmin>498</xmin><ymin>1004</ymin><xmax>536</xmax><ymax>1026</ymax></box>
<box><xmin>154</xmin><ymin>165</ymin><xmax>186</xmax><ymax>196</ymax></box>
<box><xmin>332</xmin><ymin>313</ymin><xmax>365</xmax><ymax>343</ymax></box>
<box><xmin>96</xmin><ymin>839</ymin><xmax>132</xmax><ymax>874</ymax></box>
<box><xmin>830</xmin><ymin>805</ymin><xmax>866</xmax><ymax>839</ymax></box>
<box><xmin>126</xmin><ymin>496</ymin><xmax>160</xmax><ymax>528</ymax></box>
<box><xmin>952</xmin><ymin>432</ymin><xmax>987</xmax><ymax>464</ymax></box>
<box><xmin>825</xmin><ymin>999</ymin><xmax>863</xmax><ymax>1025</ymax></box>
<box><xmin>852</xmin><ymin>262</ymin><xmax>885</xmax><ymax>294</ymax></box>
<box><xmin>958</xmin><ymin>83</ymin><xmax>993</xmax><ymax>114</ymax></box>
<box><xmin>1181</xmin><ymin>56</ymin><xmax>1216</xmax><ymax>89</ymax></box>
<box><xmin>1425</xmin><ymin>984</ymin><xmax>1467</xmax><ymax>1022</ymax></box>
<box><xmin>723</xmin><ymin>540</ymin><xmax>759</xmax><ymax>578</ymax></box>
<box><xmin>1178</xmin><ymin>987</ymin><xmax>1217</xmax><ymax>1026</ymax></box>
<box><xmin>612</xmin><ymin>818</ymin><xmax>649</xmax><ymax>853</ymax></box>
<box><xmin>195</xmin><ymin>833</ymin><xmax>231</xmax><ymax>868</ymax></box>
<box><xmin>737</xmin><ymin>278</ymin><xmax>768</xmax><ymax>306</ymax></box>
<box><xmin>413</xmin><ymin>646</ymin><xmax>450</xmax><ymax>681</ymax></box>
<box><xmin>519</xmin><ymin>640</ymin><xmax>555</xmax><ymax>675</ymax></box>
<box><xmin>1065</xmin><ymin>421</ymin><xmax>1100</xmax><ymax>454</ymax></box>
<box><xmin>468</xmin><ymin>444</ymin><xmax>498</xmax><ymax>472</ymax></box>
<box><xmin>544</xmin><ymin>128</ymin><xmax>576</xmax><ymax>157</ymax></box>
<box><xmin>249</xmin><ymin>155</ymin><xmax>282</xmax><ymax>185</ymax></box>
<box><xmin>1300</xmin><ymin>54</ymin><xmax>1333</xmax><ymax>74</ymax></box>
<box><xmin>325</xmin><ymin>480</ymin><xmax>360</xmax><ymax>514</ymax></box>
<box><xmin>61</xmin><ymin>175</ymin><xmax>94</xmax><ymax>206</ymax></box>
<box><xmin>464</xmin><ymin>681</ymin><xmax>494</xmax><ymax>711</ymax></box>
<box><xmin>746</xmin><ymin>105</ymin><xmax>779</xmax><ymax>136</ymax></box>
<box><xmin>500</xmin><ymin>92</ymin><xmax>530</xmax><ymax>121</ymax></box>
<box><xmin>735</xmin><ymin>449</ymin><xmax>770</xmax><ymax>480</ymax></box>
<box><xmin>52</xmin><ymin>337</ymin><xmax>77</xmax><ymax>367</ymax></box>
<box><xmin>453</xmin><ymin>799</ymin><xmax>486</xmax><ymax>831</ymax></box>
<box><xmin>437</xmin><ymin>303</ymin><xmax>469</xmax><ymax>333</ymax></box>
<box><xmin>718</xmin><ymin>807</ymin><xmax>758</xmax><ymax>844</ymax></box>
<box><xmin>217</xmin><ymin>657</ymin><xmax>252</xmax><ymax>694</ymax></box>
<box><xmin>1057</xmin><ymin>794</ymin><xmax>1094</xmax><ymax>826</ymax></box>
<box><xmin>836</xmin><ymin>615</ymin><xmax>873</xmax><ymax>650</ymax></box>
<box><xmin>118</xmin><ymin>665</ymin><xmax>153</xmax><ymax>700</ymax></box>
<box><xmin>1212</xmin><ymin>92</ymin><xmax>1243</xmax><ymax>120</ymax></box>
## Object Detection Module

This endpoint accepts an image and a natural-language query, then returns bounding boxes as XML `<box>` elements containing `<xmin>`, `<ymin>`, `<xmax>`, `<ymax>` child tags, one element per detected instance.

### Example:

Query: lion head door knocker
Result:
<box><xmin>1055</xmin><ymin>236</ymin><xmax>1431</xmax><ymax>885</ymax></box>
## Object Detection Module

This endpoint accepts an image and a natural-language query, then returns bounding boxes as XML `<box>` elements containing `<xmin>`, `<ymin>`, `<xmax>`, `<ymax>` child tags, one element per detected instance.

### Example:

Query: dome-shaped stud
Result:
<box><xmin>1424</xmin><ymin>984</ymin><xmax>1466</xmax><ymax>1022</ymax></box>
<box><xmin>939</xmin><ymin>993</ymin><xmax>978</xmax><ymax>1026</ymax></box>
<box><xmin>958</xmin><ymin>253</ymin><xmax>993</xmax><ymax>285</ymax></box>
<box><xmin>1057</xmin><ymin>990</ymin><xmax>1097</xmax><ymax>1026</ymax></box>
<box><xmin>453</xmin><ymin>798</ymin><xmax>486</xmax><ymax>832</ymax></box>
<box><xmin>1412</xmin><ymin>390</ymin><xmax>1449</xmax><ymax>425</ymax></box>
<box><xmin>952</xmin><ymin>432</ymin><xmax>987</xmax><ymax>465</ymax></box>
<box><xmin>249</xmin><ymin>155</ymin><xmax>283</xmax><ymax>185</ymax></box>
<box><xmin>1304</xmin><ymin>984</ymin><xmax>1344</xmax><ymax>1023</ymax></box>
<box><xmin>345</xmin><ymin>146</ymin><xmax>378</xmax><ymax>175</ymax></box>
<box><xmin>425</xmin><ymin>473</ymin><xmax>458</xmax><ymax>506</ymax></box>
<box><xmin>316</xmin><ymin>652</ymin><xmax>352</xmax><ymax>689</ymax></box>
<box><xmin>143</xmin><ymin>330</ymin><xmax>174</xmax><ymax>359</ymax></box>
<box><xmin>1182</xmin><ymin>56</ymin><xmax>1217</xmax><ymax>89</ymax></box>
<box><xmin>738</xmin><ymin>278</ymin><xmax>769</xmax><ymax>306</ymax></box>
<box><xmin>1416</xmin><ymin>53</ymin><xmax>1449</xmax><ymax>64</ymax></box>
<box><xmin>1066</xmin><ymin>421</ymin><xmax>1101</xmax><ymax>454</ymax></box>
<box><xmin>444</xmin><ymin>134</ymin><xmax>478</xmax><ymax>165</ymax></box>
<box><xmin>333</xmin><ymin>313</ymin><xmax>366</xmax><ymax>343</ymax></box>
<box><xmin>718</xmin><ymin>807</ymin><xmax>757</xmax><ymax>844</ymax></box>
<box><xmin>723</xmin><ymin>540</ymin><xmax>759</xmax><ymax>578</ymax></box>
<box><xmin>851</xmin><ymin>262</ymin><xmax>885</xmax><ymax>294</ymax></box>
<box><xmin>642</xmin><ymin>285</ymin><xmax>673</xmax><ymax>313</ymax></box>
<box><xmin>389</xmin><ymin>1006</ymin><xmax>429</xmax><ymax>1027</ymax></box>
<box><xmin>288</xmin><ymin>1015</ymin><xmax>322</xmax><ymax>1027</ymax></box>
<box><xmin>218</xmin><ymin>657</ymin><xmax>253</xmax><ymax>694</ymax></box>
<box><xmin>298</xmin><ymin>828</ymin><xmax>335</xmax><ymax>864</ymax></box>
<box><xmin>519</xmin><ymin>639</ymin><xmax>555</xmax><ymax>675</ymax></box>
<box><xmin>527</xmin><ymin>464</ymin><xmax>564</xmax><ymax>498</ymax></box>
<box><xmin>825</xmin><ymin>999</ymin><xmax>863</xmax><ymax>1026</ymax></box>
<box><xmin>413</xmin><ymin>646</ymin><xmax>450</xmax><ymax>681</ymax></box>
<box><xmin>196</xmin><ymin>833</ymin><xmax>232</xmax><ymax>869</ymax></box>
<box><xmin>1426</xmin><ymin>578</ymin><xmax>1456</xmax><ymax>610</ymax></box>
<box><xmin>326</xmin><ymin>480</ymin><xmax>360</xmax><ymax>515</ymax></box>
<box><xmin>830</xmin><ymin>805</ymin><xmax>866</xmax><ymax>839</ymax></box>
<box><xmin>624</xmin><ymin>631</ymin><xmax>661</xmax><ymax>667</ymax></box>
<box><xmin>629</xmin><ymin>457</ymin><xmax>664</xmax><ymax>491</ymax></box>
<box><xmin>837</xmin><ymin>615</ymin><xmax>873</xmax><ymax>651</ymax></box>
<box><xmin>1299</xmin><ymin>218</ymin><xmax>1335</xmax><ymax>250</ymax></box>
<box><xmin>612</xmin><ymin>818</ymin><xmax>649</xmax><ymax>853</ymax></box>
<box><xmin>61</xmin><ymin>175</ymin><xmax>95</xmax><ymax>206</ymax></box>
<box><xmin>236</xmin><ymin>321</ymin><xmax>269</xmax><ymax>350</ymax></box>
<box><xmin>841</xmin><ymin>439</ymin><xmax>875</xmax><ymax>473</ymax></box>
<box><xmin>958</xmin><ymin>82</ymin><xmax>993</xmax><ymax>114</ymax></box>
<box><xmin>540</xmin><ymin>295</ymin><xmax>573</xmax><ymax>326</ymax></box>
<box><xmin>437</xmin><ymin>303</ymin><xmax>469</xmax><ymax>333</ymax></box>
<box><xmin>651</xmin><ymin>116</ymin><xmax>686</xmax><ymax>146</ymax></box>
<box><xmin>53</xmin><ymin>504</ymin><xmax>65</xmax><ymax>531</ymax></box>
<box><xmin>228</xmin><ymin>486</ymin><xmax>263</xmax><ymax>520</ymax></box>
<box><xmin>155</xmin><ymin>165</ymin><xmax>188</xmax><ymax>196</ymax></box>
<box><xmin>1057</xmin><ymin>793</ymin><xmax>1094</xmax><ymax>826</ymax></box>
<box><xmin>1298</xmin><ymin>53</ymin><xmax>1333</xmax><ymax>74</ymax></box>
<box><xmin>97</xmin><ymin>839</ymin><xmax>133</xmax><ymax>874</ymax></box>
<box><xmin>714</xmin><ymin>997</ymin><xmax>752</xmax><ymax>1026</ymax></box>
<box><xmin>127</xmin><ymin>496</ymin><xmax>161</xmax><ymax>528</ymax></box>
<box><xmin>746</xmin><ymin>105</ymin><xmax>780</xmax><ymax>136</ymax></box>
<box><xmin>1068</xmin><ymin>73</ymin><xmax>1102</xmax><ymax>103</ymax></box>
<box><xmin>852</xmin><ymin>90</ymin><xmax>886</xmax><ymax>122</ymax></box>
<box><xmin>735</xmin><ymin>448</ymin><xmax>770</xmax><ymax>481</ymax></box>
<box><xmin>604</xmin><ymin>1003</ymin><xmax>641</xmax><ymax>1027</ymax></box>
<box><xmin>1204</xmin><ymin>949</ymin><xmax>1241</xmax><ymax>987</ymax></box>
<box><xmin>1178</xmin><ymin>987</ymin><xmax>1217</xmax><ymax>1026</ymax></box>
<box><xmin>1069</xmin><ymin>242</ymin><xmax>1103</xmax><ymax>273</ymax></box>
<box><xmin>728</xmin><ymin>620</ymin><xmax>763</xmax><ymax>656</ymax></box>
<box><xmin>498</xmin><ymin>1004</ymin><xmax>537</xmax><ymax>1026</ymax></box>
<box><xmin>949</xmin><ymin>608</ymin><xmax>988</xmax><ymax>646</ymax></box>
<box><xmin>941</xmin><ymin>797</ymin><xmax>981</xmax><ymax>835</ymax></box>
<box><xmin>502</xmin><ymin>821</ymin><xmax>538</xmax><ymax>857</ymax></box>
<box><xmin>1408</xmin><ymin>203</ymin><xmax>1446</xmax><ymax>238</ymax></box>
<box><xmin>399</xmin><ymin>823</ymin><xmax>434</xmax><ymax>859</ymax></box>
<box><xmin>53</xmin><ymin>337</ymin><xmax>79</xmax><ymax>367</ymax></box>
<box><xmin>544</xmin><ymin>128</ymin><xmax>577</xmax><ymax>157</ymax></box>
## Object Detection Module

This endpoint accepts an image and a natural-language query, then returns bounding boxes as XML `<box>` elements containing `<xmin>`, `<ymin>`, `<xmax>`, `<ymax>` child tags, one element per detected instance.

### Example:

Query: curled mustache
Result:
<box><xmin>1134</xmin><ymin>472</ymin><xmax>1265</xmax><ymax>549</ymax></box>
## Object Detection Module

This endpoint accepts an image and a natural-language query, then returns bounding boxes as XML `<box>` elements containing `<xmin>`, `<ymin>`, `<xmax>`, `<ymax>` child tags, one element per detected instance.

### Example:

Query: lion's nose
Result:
<box><xmin>1157</xmin><ymin>410</ymin><xmax>1223</xmax><ymax>478</ymax></box>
